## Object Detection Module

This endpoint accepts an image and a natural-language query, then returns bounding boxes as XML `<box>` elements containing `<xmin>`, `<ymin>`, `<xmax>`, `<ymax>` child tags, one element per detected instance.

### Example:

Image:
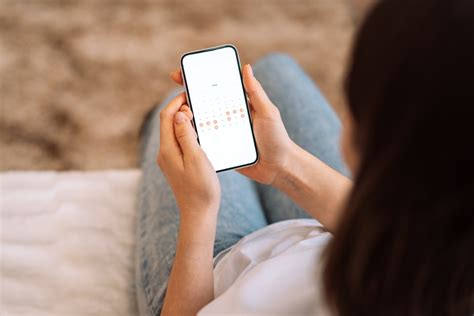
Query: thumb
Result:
<box><xmin>242</xmin><ymin>64</ymin><xmax>273</xmax><ymax>114</ymax></box>
<box><xmin>174</xmin><ymin>111</ymin><xmax>199</xmax><ymax>156</ymax></box>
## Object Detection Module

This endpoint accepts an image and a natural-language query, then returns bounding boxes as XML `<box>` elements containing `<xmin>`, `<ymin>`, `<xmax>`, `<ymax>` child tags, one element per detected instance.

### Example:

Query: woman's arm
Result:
<box><xmin>156</xmin><ymin>93</ymin><xmax>220</xmax><ymax>315</ymax></box>
<box><xmin>161</xmin><ymin>212</ymin><xmax>216</xmax><ymax>315</ymax></box>
<box><xmin>273</xmin><ymin>142</ymin><xmax>352</xmax><ymax>232</ymax></box>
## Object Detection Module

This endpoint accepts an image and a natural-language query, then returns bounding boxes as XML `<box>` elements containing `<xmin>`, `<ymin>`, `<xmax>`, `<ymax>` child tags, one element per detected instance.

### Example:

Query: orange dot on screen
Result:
<box><xmin>240</xmin><ymin>108</ymin><xmax>244</xmax><ymax>112</ymax></box>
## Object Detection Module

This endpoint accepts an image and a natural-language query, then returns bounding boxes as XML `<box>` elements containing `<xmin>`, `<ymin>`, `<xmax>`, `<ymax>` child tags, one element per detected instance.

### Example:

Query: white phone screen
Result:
<box><xmin>181</xmin><ymin>45</ymin><xmax>258</xmax><ymax>172</ymax></box>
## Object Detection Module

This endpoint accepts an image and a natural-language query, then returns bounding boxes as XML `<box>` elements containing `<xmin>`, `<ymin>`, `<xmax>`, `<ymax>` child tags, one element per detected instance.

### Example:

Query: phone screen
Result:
<box><xmin>181</xmin><ymin>45</ymin><xmax>258</xmax><ymax>172</ymax></box>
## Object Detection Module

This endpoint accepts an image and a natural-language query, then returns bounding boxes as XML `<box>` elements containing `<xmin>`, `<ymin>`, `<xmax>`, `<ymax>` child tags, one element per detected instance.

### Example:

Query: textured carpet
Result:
<box><xmin>0</xmin><ymin>0</ymin><xmax>363</xmax><ymax>170</ymax></box>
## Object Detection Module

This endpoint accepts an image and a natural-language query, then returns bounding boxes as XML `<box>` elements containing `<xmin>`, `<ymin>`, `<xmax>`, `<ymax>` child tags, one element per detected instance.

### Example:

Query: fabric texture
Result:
<box><xmin>135</xmin><ymin>53</ymin><xmax>347</xmax><ymax>315</ymax></box>
<box><xmin>0</xmin><ymin>170</ymin><xmax>140</xmax><ymax>316</ymax></box>
<box><xmin>198</xmin><ymin>219</ymin><xmax>332</xmax><ymax>315</ymax></box>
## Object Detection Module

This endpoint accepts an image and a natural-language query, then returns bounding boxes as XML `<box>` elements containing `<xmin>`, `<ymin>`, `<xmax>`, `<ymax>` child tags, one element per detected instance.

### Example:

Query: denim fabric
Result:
<box><xmin>135</xmin><ymin>53</ymin><xmax>347</xmax><ymax>316</ymax></box>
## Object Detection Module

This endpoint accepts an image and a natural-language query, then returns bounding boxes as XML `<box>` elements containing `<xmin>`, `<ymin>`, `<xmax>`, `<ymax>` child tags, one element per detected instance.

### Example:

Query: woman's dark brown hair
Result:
<box><xmin>323</xmin><ymin>1</ymin><xmax>474</xmax><ymax>315</ymax></box>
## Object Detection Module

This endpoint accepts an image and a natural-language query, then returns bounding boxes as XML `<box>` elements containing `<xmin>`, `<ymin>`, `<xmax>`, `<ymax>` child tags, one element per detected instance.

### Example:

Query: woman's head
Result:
<box><xmin>326</xmin><ymin>0</ymin><xmax>474</xmax><ymax>315</ymax></box>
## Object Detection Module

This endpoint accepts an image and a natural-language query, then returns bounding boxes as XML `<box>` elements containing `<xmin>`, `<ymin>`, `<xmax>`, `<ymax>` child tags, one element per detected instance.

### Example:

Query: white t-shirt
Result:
<box><xmin>198</xmin><ymin>219</ymin><xmax>332</xmax><ymax>316</ymax></box>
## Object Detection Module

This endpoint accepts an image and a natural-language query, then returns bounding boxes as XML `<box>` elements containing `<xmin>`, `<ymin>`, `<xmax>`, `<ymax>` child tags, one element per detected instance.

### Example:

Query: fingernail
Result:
<box><xmin>175</xmin><ymin>111</ymin><xmax>186</xmax><ymax>124</ymax></box>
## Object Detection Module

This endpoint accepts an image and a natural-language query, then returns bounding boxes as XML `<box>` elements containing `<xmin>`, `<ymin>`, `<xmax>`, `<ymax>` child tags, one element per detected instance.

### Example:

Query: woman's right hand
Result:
<box><xmin>170</xmin><ymin>64</ymin><xmax>295</xmax><ymax>185</ymax></box>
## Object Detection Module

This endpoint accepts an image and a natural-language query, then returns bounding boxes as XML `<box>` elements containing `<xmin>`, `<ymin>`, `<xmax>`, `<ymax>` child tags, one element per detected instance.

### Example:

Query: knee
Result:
<box><xmin>252</xmin><ymin>53</ymin><xmax>306</xmax><ymax>87</ymax></box>
<box><xmin>253</xmin><ymin>52</ymin><xmax>300</xmax><ymax>72</ymax></box>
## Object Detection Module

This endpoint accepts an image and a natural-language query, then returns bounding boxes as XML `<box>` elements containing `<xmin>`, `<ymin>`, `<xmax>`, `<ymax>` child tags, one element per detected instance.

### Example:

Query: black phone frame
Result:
<box><xmin>180</xmin><ymin>44</ymin><xmax>259</xmax><ymax>173</ymax></box>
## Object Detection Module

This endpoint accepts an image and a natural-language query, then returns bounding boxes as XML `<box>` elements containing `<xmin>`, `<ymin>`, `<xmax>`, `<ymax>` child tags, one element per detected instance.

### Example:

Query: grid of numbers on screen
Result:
<box><xmin>192</xmin><ymin>95</ymin><xmax>248</xmax><ymax>133</ymax></box>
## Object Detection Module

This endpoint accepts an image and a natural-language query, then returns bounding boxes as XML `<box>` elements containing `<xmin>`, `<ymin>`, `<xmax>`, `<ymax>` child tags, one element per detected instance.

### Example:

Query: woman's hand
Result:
<box><xmin>159</xmin><ymin>95</ymin><xmax>219</xmax><ymax>316</ymax></box>
<box><xmin>157</xmin><ymin>93</ymin><xmax>221</xmax><ymax>216</ymax></box>
<box><xmin>170</xmin><ymin>65</ymin><xmax>295</xmax><ymax>185</ymax></box>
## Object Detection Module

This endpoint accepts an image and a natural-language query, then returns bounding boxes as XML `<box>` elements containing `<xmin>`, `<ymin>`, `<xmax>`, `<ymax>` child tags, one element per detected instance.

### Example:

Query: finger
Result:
<box><xmin>174</xmin><ymin>111</ymin><xmax>200</xmax><ymax>158</ymax></box>
<box><xmin>237</xmin><ymin>166</ymin><xmax>252</xmax><ymax>178</ymax></box>
<box><xmin>180</xmin><ymin>105</ymin><xmax>193</xmax><ymax>120</ymax></box>
<box><xmin>242</xmin><ymin>64</ymin><xmax>273</xmax><ymax>114</ymax></box>
<box><xmin>237</xmin><ymin>165</ymin><xmax>259</xmax><ymax>181</ymax></box>
<box><xmin>160</xmin><ymin>92</ymin><xmax>187</xmax><ymax>156</ymax></box>
<box><xmin>170</xmin><ymin>70</ymin><xmax>184</xmax><ymax>85</ymax></box>
<box><xmin>250</xmin><ymin>107</ymin><xmax>256</xmax><ymax>119</ymax></box>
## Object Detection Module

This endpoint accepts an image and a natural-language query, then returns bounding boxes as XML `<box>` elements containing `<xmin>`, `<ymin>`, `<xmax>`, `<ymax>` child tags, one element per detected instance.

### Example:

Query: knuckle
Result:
<box><xmin>175</xmin><ymin>130</ymin><xmax>187</xmax><ymax>142</ymax></box>
<box><xmin>270</xmin><ymin>105</ymin><xmax>281</xmax><ymax>117</ymax></box>
<box><xmin>157</xmin><ymin>149</ymin><xmax>170</xmax><ymax>167</ymax></box>
<box><xmin>160</xmin><ymin>148</ymin><xmax>171</xmax><ymax>160</ymax></box>
<box><xmin>176</xmin><ymin>125</ymin><xmax>195</xmax><ymax>142</ymax></box>
<box><xmin>247</xmin><ymin>88</ymin><xmax>259</xmax><ymax>98</ymax></box>
<box><xmin>156</xmin><ymin>154</ymin><xmax>163</xmax><ymax>167</ymax></box>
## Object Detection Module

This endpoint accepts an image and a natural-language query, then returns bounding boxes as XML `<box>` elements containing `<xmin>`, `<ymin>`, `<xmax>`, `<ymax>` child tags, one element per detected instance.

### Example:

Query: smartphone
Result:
<box><xmin>180</xmin><ymin>44</ymin><xmax>258</xmax><ymax>172</ymax></box>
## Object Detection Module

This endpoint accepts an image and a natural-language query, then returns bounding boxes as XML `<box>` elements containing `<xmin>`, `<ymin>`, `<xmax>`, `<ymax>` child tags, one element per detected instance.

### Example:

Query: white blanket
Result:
<box><xmin>0</xmin><ymin>170</ymin><xmax>141</xmax><ymax>316</ymax></box>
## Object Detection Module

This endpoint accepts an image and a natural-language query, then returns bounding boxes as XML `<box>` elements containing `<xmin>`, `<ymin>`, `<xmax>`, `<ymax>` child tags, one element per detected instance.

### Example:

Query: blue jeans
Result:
<box><xmin>135</xmin><ymin>54</ymin><xmax>348</xmax><ymax>316</ymax></box>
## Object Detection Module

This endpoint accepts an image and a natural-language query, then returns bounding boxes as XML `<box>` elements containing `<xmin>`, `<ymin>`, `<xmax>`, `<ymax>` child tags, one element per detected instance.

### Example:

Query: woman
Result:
<box><xmin>136</xmin><ymin>1</ymin><xmax>473</xmax><ymax>315</ymax></box>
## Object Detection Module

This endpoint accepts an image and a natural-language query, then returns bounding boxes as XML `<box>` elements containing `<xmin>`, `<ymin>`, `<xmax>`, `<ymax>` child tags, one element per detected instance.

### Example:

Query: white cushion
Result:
<box><xmin>0</xmin><ymin>170</ymin><xmax>141</xmax><ymax>316</ymax></box>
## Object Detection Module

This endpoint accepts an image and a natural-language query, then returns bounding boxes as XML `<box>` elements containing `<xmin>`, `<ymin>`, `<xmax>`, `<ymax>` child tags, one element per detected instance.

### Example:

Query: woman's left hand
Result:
<box><xmin>157</xmin><ymin>92</ymin><xmax>221</xmax><ymax>217</ymax></box>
